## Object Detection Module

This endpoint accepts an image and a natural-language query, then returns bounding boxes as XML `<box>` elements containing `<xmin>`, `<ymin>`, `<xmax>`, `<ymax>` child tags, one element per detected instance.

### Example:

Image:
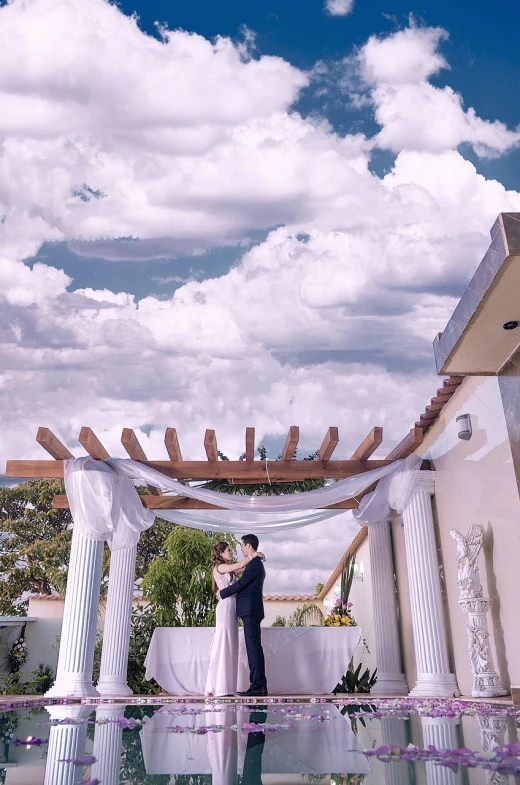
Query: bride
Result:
<box><xmin>205</xmin><ymin>541</ymin><xmax>265</xmax><ymax>698</ymax></box>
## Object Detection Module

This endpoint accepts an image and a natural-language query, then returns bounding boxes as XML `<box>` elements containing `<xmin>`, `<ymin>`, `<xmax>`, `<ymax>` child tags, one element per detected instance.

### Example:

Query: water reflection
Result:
<box><xmin>0</xmin><ymin>702</ymin><xmax>517</xmax><ymax>784</ymax></box>
<box><xmin>140</xmin><ymin>703</ymin><xmax>371</xmax><ymax>778</ymax></box>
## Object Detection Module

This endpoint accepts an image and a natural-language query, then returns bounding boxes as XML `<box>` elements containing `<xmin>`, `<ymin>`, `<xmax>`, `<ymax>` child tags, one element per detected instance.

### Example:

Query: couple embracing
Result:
<box><xmin>205</xmin><ymin>534</ymin><xmax>268</xmax><ymax>698</ymax></box>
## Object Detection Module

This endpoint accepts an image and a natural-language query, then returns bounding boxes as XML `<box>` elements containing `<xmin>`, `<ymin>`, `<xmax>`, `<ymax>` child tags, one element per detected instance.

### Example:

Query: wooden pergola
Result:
<box><xmin>6</xmin><ymin>423</ymin><xmax>428</xmax><ymax>511</ymax></box>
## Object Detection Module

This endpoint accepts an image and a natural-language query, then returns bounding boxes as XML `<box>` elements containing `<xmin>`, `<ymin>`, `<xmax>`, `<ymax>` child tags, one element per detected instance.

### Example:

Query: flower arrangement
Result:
<box><xmin>8</xmin><ymin>637</ymin><xmax>28</xmax><ymax>674</ymax></box>
<box><xmin>331</xmin><ymin>775</ymin><xmax>365</xmax><ymax>784</ymax></box>
<box><xmin>324</xmin><ymin>599</ymin><xmax>357</xmax><ymax>627</ymax></box>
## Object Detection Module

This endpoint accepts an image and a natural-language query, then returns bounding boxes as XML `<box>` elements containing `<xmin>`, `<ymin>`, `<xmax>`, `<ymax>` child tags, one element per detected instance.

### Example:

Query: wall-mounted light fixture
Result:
<box><xmin>353</xmin><ymin>563</ymin><xmax>364</xmax><ymax>582</ymax></box>
<box><xmin>456</xmin><ymin>413</ymin><xmax>472</xmax><ymax>441</ymax></box>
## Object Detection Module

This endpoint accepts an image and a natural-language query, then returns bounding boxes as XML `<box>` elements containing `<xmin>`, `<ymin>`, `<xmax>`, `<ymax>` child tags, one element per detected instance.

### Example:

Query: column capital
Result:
<box><xmin>412</xmin><ymin>470</ymin><xmax>436</xmax><ymax>495</ymax></box>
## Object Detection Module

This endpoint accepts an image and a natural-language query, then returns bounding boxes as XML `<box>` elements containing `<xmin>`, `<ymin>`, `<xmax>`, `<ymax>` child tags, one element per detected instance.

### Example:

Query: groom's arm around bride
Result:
<box><xmin>217</xmin><ymin>534</ymin><xmax>268</xmax><ymax>696</ymax></box>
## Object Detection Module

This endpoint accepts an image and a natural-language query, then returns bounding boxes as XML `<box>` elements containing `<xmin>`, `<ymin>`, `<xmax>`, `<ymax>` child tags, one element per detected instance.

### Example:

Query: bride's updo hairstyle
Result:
<box><xmin>211</xmin><ymin>541</ymin><xmax>230</xmax><ymax>593</ymax></box>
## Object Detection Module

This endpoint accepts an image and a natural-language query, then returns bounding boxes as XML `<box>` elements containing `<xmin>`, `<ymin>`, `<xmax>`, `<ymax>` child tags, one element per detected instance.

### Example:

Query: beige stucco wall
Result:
<box><xmin>262</xmin><ymin>598</ymin><xmax>324</xmax><ymax>627</ymax></box>
<box><xmin>398</xmin><ymin>375</ymin><xmax>520</xmax><ymax>696</ymax></box>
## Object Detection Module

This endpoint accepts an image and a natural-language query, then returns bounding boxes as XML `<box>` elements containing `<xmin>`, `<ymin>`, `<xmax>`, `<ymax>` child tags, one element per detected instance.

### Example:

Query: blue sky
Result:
<box><xmin>24</xmin><ymin>0</ymin><xmax>520</xmax><ymax>302</ymax></box>
<box><xmin>2</xmin><ymin>0</ymin><xmax>520</xmax><ymax>590</ymax></box>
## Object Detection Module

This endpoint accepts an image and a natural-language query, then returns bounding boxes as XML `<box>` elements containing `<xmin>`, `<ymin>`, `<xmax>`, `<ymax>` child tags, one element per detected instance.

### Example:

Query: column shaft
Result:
<box><xmin>46</xmin><ymin>529</ymin><xmax>104</xmax><ymax>697</ymax></box>
<box><xmin>380</xmin><ymin>716</ymin><xmax>411</xmax><ymax>785</ymax></box>
<box><xmin>44</xmin><ymin>706</ymin><xmax>92</xmax><ymax>785</ymax></box>
<box><xmin>402</xmin><ymin>475</ymin><xmax>459</xmax><ymax>697</ymax></box>
<box><xmin>369</xmin><ymin>519</ymin><xmax>408</xmax><ymax>694</ymax></box>
<box><xmin>91</xmin><ymin>706</ymin><xmax>124</xmax><ymax>785</ymax></box>
<box><xmin>97</xmin><ymin>545</ymin><xmax>137</xmax><ymax>696</ymax></box>
<box><xmin>421</xmin><ymin>717</ymin><xmax>462</xmax><ymax>785</ymax></box>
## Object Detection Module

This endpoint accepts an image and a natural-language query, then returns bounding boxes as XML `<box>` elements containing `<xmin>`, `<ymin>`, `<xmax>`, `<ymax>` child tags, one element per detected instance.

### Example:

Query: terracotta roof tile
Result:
<box><xmin>264</xmin><ymin>594</ymin><xmax>317</xmax><ymax>602</ymax></box>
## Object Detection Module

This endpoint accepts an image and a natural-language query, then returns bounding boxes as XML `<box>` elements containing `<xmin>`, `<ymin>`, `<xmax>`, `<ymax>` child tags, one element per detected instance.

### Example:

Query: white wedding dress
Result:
<box><xmin>205</xmin><ymin>569</ymin><xmax>239</xmax><ymax>697</ymax></box>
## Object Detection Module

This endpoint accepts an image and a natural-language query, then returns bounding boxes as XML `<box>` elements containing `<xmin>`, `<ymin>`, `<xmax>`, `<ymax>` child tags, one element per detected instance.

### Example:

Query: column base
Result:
<box><xmin>96</xmin><ymin>677</ymin><xmax>133</xmax><ymax>697</ymax></box>
<box><xmin>472</xmin><ymin>672</ymin><xmax>508</xmax><ymax>698</ymax></box>
<box><xmin>371</xmin><ymin>673</ymin><xmax>409</xmax><ymax>695</ymax></box>
<box><xmin>409</xmin><ymin>672</ymin><xmax>460</xmax><ymax>697</ymax></box>
<box><xmin>45</xmin><ymin>677</ymin><xmax>99</xmax><ymax>698</ymax></box>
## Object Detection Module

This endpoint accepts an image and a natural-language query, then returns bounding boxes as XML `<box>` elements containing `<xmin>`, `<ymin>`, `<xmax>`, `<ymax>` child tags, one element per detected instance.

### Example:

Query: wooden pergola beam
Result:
<box><xmin>318</xmin><ymin>427</ymin><xmax>339</xmax><ymax>461</ymax></box>
<box><xmin>281</xmin><ymin>426</ymin><xmax>299</xmax><ymax>461</ymax></box>
<box><xmin>386</xmin><ymin>427</ymin><xmax>423</xmax><ymax>460</ymax></box>
<box><xmin>121</xmin><ymin>428</ymin><xmax>148</xmax><ymax>462</ymax></box>
<box><xmin>52</xmin><ymin>494</ymin><xmax>361</xmax><ymax>511</ymax></box>
<box><xmin>6</xmin><ymin>458</ymin><xmax>399</xmax><ymax>481</ymax></box>
<box><xmin>36</xmin><ymin>428</ymin><xmax>73</xmax><ymax>460</ymax></box>
<box><xmin>78</xmin><ymin>427</ymin><xmax>110</xmax><ymax>460</ymax></box>
<box><xmin>164</xmin><ymin>428</ymin><xmax>182</xmax><ymax>461</ymax></box>
<box><xmin>350</xmin><ymin>426</ymin><xmax>383</xmax><ymax>461</ymax></box>
<box><xmin>121</xmin><ymin>428</ymin><xmax>160</xmax><ymax>495</ymax></box>
<box><xmin>204</xmin><ymin>429</ymin><xmax>218</xmax><ymax>462</ymax></box>
<box><xmin>245</xmin><ymin>427</ymin><xmax>255</xmax><ymax>462</ymax></box>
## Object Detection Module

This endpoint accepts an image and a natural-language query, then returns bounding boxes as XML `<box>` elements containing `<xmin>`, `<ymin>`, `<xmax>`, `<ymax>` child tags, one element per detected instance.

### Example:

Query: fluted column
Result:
<box><xmin>44</xmin><ymin>705</ymin><xmax>92</xmax><ymax>785</ymax></box>
<box><xmin>97</xmin><ymin>545</ymin><xmax>137</xmax><ymax>696</ymax></box>
<box><xmin>421</xmin><ymin>717</ymin><xmax>462</xmax><ymax>785</ymax></box>
<box><xmin>46</xmin><ymin>529</ymin><xmax>104</xmax><ymax>697</ymax></box>
<box><xmin>380</xmin><ymin>716</ymin><xmax>411</xmax><ymax>785</ymax></box>
<box><xmin>369</xmin><ymin>519</ymin><xmax>408</xmax><ymax>694</ymax></box>
<box><xmin>402</xmin><ymin>473</ymin><xmax>459</xmax><ymax>697</ymax></box>
<box><xmin>91</xmin><ymin>705</ymin><xmax>124</xmax><ymax>785</ymax></box>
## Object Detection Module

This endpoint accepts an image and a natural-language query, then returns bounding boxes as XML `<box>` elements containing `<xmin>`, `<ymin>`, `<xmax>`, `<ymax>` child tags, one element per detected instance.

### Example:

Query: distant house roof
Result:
<box><xmin>264</xmin><ymin>594</ymin><xmax>317</xmax><ymax>602</ymax></box>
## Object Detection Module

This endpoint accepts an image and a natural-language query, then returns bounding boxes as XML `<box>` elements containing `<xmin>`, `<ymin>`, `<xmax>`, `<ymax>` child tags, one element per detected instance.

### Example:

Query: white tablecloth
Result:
<box><xmin>144</xmin><ymin>626</ymin><xmax>362</xmax><ymax>696</ymax></box>
<box><xmin>141</xmin><ymin>705</ymin><xmax>371</xmax><ymax>777</ymax></box>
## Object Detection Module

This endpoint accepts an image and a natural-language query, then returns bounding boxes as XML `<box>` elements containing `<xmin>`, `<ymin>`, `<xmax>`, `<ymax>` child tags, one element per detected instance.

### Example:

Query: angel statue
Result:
<box><xmin>450</xmin><ymin>525</ymin><xmax>484</xmax><ymax>600</ymax></box>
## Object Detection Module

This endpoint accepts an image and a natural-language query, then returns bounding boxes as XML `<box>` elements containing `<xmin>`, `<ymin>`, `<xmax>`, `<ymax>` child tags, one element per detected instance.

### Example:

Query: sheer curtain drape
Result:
<box><xmin>63</xmin><ymin>455</ymin><xmax>422</xmax><ymax>549</ymax></box>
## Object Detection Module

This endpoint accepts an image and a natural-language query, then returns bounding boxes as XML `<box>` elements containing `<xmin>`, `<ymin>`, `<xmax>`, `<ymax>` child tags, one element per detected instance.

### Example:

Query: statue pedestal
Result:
<box><xmin>459</xmin><ymin>597</ymin><xmax>507</xmax><ymax>698</ymax></box>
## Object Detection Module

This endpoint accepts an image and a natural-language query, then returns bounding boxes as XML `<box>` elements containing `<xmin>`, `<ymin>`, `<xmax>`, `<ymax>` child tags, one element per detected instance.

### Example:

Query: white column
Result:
<box><xmin>402</xmin><ymin>473</ymin><xmax>459</xmax><ymax>697</ymax></box>
<box><xmin>46</xmin><ymin>528</ymin><xmax>104</xmax><ymax>697</ymax></box>
<box><xmin>91</xmin><ymin>705</ymin><xmax>124</xmax><ymax>785</ymax></box>
<box><xmin>97</xmin><ymin>545</ymin><xmax>137</xmax><ymax>696</ymax></box>
<box><xmin>421</xmin><ymin>717</ymin><xmax>462</xmax><ymax>785</ymax></box>
<box><xmin>477</xmin><ymin>715</ymin><xmax>508</xmax><ymax>785</ymax></box>
<box><xmin>369</xmin><ymin>519</ymin><xmax>408</xmax><ymax>694</ymax></box>
<box><xmin>380</xmin><ymin>716</ymin><xmax>411</xmax><ymax>785</ymax></box>
<box><xmin>44</xmin><ymin>705</ymin><xmax>92</xmax><ymax>785</ymax></box>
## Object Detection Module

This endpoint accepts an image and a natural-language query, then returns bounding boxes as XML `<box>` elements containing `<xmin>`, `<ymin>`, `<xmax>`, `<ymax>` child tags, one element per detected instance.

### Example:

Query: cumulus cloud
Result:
<box><xmin>2</xmin><ymin>3</ymin><xmax>520</xmax><ymax>590</ymax></box>
<box><xmin>357</xmin><ymin>26</ymin><xmax>520</xmax><ymax>157</ymax></box>
<box><xmin>325</xmin><ymin>0</ymin><xmax>354</xmax><ymax>17</ymax></box>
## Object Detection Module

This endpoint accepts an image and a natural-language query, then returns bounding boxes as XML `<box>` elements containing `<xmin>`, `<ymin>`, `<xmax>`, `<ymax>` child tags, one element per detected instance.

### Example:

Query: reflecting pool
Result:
<box><xmin>0</xmin><ymin>699</ymin><xmax>519</xmax><ymax>784</ymax></box>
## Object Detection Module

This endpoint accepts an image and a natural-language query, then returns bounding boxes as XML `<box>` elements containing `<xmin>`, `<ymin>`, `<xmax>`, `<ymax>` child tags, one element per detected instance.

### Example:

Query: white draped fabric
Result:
<box><xmin>145</xmin><ymin>626</ymin><xmax>362</xmax><ymax>696</ymax></box>
<box><xmin>63</xmin><ymin>454</ymin><xmax>422</xmax><ymax>550</ymax></box>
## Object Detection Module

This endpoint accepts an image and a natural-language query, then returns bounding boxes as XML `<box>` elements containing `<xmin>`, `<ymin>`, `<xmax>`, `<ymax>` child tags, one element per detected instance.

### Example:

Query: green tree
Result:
<box><xmin>203</xmin><ymin>447</ymin><xmax>326</xmax><ymax>495</ymax></box>
<box><xmin>315</xmin><ymin>582</ymin><xmax>324</xmax><ymax>595</ymax></box>
<box><xmin>0</xmin><ymin>481</ymin><xmax>175</xmax><ymax>615</ymax></box>
<box><xmin>142</xmin><ymin>527</ymin><xmax>238</xmax><ymax>627</ymax></box>
<box><xmin>0</xmin><ymin>480</ymin><xmax>77</xmax><ymax>614</ymax></box>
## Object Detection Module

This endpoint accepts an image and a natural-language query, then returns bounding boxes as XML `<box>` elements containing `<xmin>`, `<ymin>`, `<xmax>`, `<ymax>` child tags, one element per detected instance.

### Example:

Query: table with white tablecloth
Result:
<box><xmin>141</xmin><ymin>705</ymin><xmax>372</xmax><ymax>778</ymax></box>
<box><xmin>144</xmin><ymin>626</ymin><xmax>362</xmax><ymax>695</ymax></box>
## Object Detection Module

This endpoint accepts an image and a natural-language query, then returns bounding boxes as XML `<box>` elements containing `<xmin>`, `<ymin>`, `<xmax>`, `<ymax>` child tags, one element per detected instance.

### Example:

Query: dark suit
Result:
<box><xmin>243</xmin><ymin>710</ymin><xmax>267</xmax><ymax>784</ymax></box>
<box><xmin>219</xmin><ymin>557</ymin><xmax>267</xmax><ymax>692</ymax></box>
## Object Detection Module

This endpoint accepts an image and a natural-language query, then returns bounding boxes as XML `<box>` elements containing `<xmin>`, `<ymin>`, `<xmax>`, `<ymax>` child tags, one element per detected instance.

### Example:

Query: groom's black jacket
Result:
<box><xmin>219</xmin><ymin>558</ymin><xmax>265</xmax><ymax>619</ymax></box>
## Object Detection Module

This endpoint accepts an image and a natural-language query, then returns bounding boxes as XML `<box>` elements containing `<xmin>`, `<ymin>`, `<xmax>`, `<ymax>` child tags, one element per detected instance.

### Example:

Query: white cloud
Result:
<box><xmin>1</xmin><ymin>4</ymin><xmax>520</xmax><ymax>591</ymax></box>
<box><xmin>325</xmin><ymin>0</ymin><xmax>354</xmax><ymax>17</ymax></box>
<box><xmin>357</xmin><ymin>26</ymin><xmax>520</xmax><ymax>157</ymax></box>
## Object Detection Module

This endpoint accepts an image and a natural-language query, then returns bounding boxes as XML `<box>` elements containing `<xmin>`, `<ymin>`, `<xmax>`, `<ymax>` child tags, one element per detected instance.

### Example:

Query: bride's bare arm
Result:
<box><xmin>216</xmin><ymin>552</ymin><xmax>266</xmax><ymax>576</ymax></box>
<box><xmin>216</xmin><ymin>556</ymin><xmax>253</xmax><ymax>575</ymax></box>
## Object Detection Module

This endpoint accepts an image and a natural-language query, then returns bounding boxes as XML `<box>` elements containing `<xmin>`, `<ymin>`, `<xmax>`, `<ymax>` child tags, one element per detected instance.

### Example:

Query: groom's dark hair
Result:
<box><xmin>242</xmin><ymin>534</ymin><xmax>259</xmax><ymax>551</ymax></box>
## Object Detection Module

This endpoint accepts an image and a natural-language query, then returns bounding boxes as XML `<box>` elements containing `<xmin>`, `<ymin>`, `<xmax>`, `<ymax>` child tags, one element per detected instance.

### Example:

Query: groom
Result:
<box><xmin>217</xmin><ymin>534</ymin><xmax>268</xmax><ymax>696</ymax></box>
